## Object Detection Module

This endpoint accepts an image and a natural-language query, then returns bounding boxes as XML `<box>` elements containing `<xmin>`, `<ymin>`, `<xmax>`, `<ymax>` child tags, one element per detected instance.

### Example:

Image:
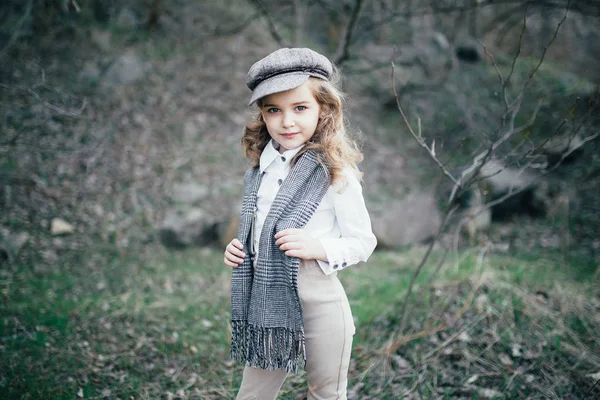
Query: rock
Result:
<box><xmin>0</xmin><ymin>230</ymin><xmax>30</xmax><ymax>262</ymax></box>
<box><xmin>477</xmin><ymin>387</ymin><xmax>503</xmax><ymax>398</ymax></box>
<box><xmin>540</xmin><ymin>133</ymin><xmax>585</xmax><ymax>166</ymax></box>
<box><xmin>171</xmin><ymin>183</ymin><xmax>210</xmax><ymax>205</ymax></box>
<box><xmin>456</xmin><ymin>37</ymin><xmax>484</xmax><ymax>63</ymax></box>
<box><xmin>158</xmin><ymin>208</ymin><xmax>218</xmax><ymax>248</ymax></box>
<box><xmin>103</xmin><ymin>53</ymin><xmax>150</xmax><ymax>85</ymax></box>
<box><xmin>370</xmin><ymin>191</ymin><xmax>442</xmax><ymax>248</ymax></box>
<box><xmin>90</xmin><ymin>29</ymin><xmax>112</xmax><ymax>51</ymax></box>
<box><xmin>51</xmin><ymin>218</ymin><xmax>75</xmax><ymax>235</ymax></box>
<box><xmin>480</xmin><ymin>161</ymin><xmax>549</xmax><ymax>220</ymax></box>
<box><xmin>454</xmin><ymin>160</ymin><xmax>551</xmax><ymax>221</ymax></box>
<box><xmin>459</xmin><ymin>185</ymin><xmax>493</xmax><ymax>241</ymax></box>
<box><xmin>115</xmin><ymin>8</ymin><xmax>138</xmax><ymax>30</ymax></box>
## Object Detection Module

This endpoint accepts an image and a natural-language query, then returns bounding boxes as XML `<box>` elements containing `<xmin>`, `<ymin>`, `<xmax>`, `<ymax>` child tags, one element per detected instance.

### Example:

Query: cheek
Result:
<box><xmin>262</xmin><ymin>116</ymin><xmax>276</xmax><ymax>132</ymax></box>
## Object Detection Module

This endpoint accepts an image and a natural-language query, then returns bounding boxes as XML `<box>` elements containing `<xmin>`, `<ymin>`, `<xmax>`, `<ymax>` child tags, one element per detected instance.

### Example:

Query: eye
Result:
<box><xmin>296</xmin><ymin>105</ymin><xmax>307</xmax><ymax>111</ymax></box>
<box><xmin>266</xmin><ymin>107</ymin><xmax>280</xmax><ymax>113</ymax></box>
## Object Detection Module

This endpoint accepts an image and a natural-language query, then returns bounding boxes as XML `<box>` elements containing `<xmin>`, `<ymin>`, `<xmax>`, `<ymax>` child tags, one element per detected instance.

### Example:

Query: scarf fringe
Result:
<box><xmin>231</xmin><ymin>321</ymin><xmax>306</xmax><ymax>374</ymax></box>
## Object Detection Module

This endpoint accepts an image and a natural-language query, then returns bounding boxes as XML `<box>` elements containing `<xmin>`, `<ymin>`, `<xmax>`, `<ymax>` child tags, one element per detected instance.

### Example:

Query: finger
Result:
<box><xmin>284</xmin><ymin>249</ymin><xmax>307</xmax><ymax>259</ymax></box>
<box><xmin>227</xmin><ymin>244</ymin><xmax>246</xmax><ymax>258</ymax></box>
<box><xmin>224</xmin><ymin>257</ymin><xmax>239</xmax><ymax>268</ymax></box>
<box><xmin>231</xmin><ymin>238</ymin><xmax>244</xmax><ymax>249</ymax></box>
<box><xmin>275</xmin><ymin>234</ymin><xmax>300</xmax><ymax>246</ymax></box>
<box><xmin>225</xmin><ymin>252</ymin><xmax>245</xmax><ymax>265</ymax></box>
<box><xmin>278</xmin><ymin>241</ymin><xmax>302</xmax><ymax>251</ymax></box>
<box><xmin>274</xmin><ymin>228</ymin><xmax>301</xmax><ymax>239</ymax></box>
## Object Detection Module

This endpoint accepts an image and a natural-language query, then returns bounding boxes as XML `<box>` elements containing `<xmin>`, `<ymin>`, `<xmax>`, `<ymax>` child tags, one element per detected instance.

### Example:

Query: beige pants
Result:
<box><xmin>236</xmin><ymin>260</ymin><xmax>355</xmax><ymax>400</ymax></box>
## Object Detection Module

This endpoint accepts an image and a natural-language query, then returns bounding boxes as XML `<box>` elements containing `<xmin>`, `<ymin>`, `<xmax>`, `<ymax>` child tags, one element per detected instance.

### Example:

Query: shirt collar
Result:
<box><xmin>259</xmin><ymin>139</ymin><xmax>305</xmax><ymax>173</ymax></box>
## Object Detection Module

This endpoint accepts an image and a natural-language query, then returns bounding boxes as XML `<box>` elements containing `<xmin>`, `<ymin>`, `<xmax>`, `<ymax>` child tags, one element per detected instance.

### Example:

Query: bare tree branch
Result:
<box><xmin>0</xmin><ymin>82</ymin><xmax>86</xmax><ymax>117</ymax></box>
<box><xmin>391</xmin><ymin>48</ymin><xmax>461</xmax><ymax>189</ymax></box>
<box><xmin>214</xmin><ymin>12</ymin><xmax>259</xmax><ymax>36</ymax></box>
<box><xmin>248</xmin><ymin>0</ymin><xmax>288</xmax><ymax>47</ymax></box>
<box><xmin>394</xmin><ymin>203</ymin><xmax>459</xmax><ymax>338</ymax></box>
<box><xmin>333</xmin><ymin>0</ymin><xmax>365</xmax><ymax>65</ymax></box>
<box><xmin>292</xmin><ymin>0</ymin><xmax>305</xmax><ymax>46</ymax></box>
<box><xmin>0</xmin><ymin>0</ymin><xmax>34</xmax><ymax>60</ymax></box>
<box><xmin>505</xmin><ymin>1</ymin><xmax>531</xmax><ymax>100</ymax></box>
<box><xmin>362</xmin><ymin>0</ymin><xmax>600</xmax><ymax>34</ymax></box>
<box><xmin>520</xmin><ymin>0</ymin><xmax>571</xmax><ymax>94</ymax></box>
<box><xmin>385</xmin><ymin>0</ymin><xmax>592</xmax><ymax>349</ymax></box>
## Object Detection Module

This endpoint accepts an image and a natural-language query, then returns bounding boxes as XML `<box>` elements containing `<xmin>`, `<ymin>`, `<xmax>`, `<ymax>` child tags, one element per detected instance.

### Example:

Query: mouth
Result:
<box><xmin>280</xmin><ymin>132</ymin><xmax>299</xmax><ymax>139</ymax></box>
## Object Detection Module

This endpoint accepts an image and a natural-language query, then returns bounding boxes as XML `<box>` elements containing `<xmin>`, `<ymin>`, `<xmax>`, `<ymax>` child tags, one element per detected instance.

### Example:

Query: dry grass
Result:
<box><xmin>2</xmin><ymin>244</ymin><xmax>598</xmax><ymax>399</ymax></box>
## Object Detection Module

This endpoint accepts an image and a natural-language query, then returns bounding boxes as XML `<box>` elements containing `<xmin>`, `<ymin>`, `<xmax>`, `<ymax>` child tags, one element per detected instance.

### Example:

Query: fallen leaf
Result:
<box><xmin>498</xmin><ymin>353</ymin><xmax>513</xmax><ymax>366</ymax></box>
<box><xmin>466</xmin><ymin>374</ymin><xmax>479</xmax><ymax>384</ymax></box>
<box><xmin>458</xmin><ymin>331</ymin><xmax>471</xmax><ymax>342</ymax></box>
<box><xmin>223</xmin><ymin>359</ymin><xmax>236</xmax><ymax>367</ymax></box>
<box><xmin>523</xmin><ymin>349</ymin><xmax>538</xmax><ymax>359</ymax></box>
<box><xmin>479</xmin><ymin>387</ymin><xmax>503</xmax><ymax>398</ymax></box>
<box><xmin>51</xmin><ymin>218</ymin><xmax>75</xmax><ymax>235</ymax></box>
<box><xmin>511</xmin><ymin>343</ymin><xmax>522</xmax><ymax>357</ymax></box>
<box><xmin>77</xmin><ymin>388</ymin><xmax>84</xmax><ymax>398</ymax></box>
<box><xmin>392</xmin><ymin>355</ymin><xmax>411</xmax><ymax>370</ymax></box>
<box><xmin>588</xmin><ymin>371</ymin><xmax>600</xmax><ymax>381</ymax></box>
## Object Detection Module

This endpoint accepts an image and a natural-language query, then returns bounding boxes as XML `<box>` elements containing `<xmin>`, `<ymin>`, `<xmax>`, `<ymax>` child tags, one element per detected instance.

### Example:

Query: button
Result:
<box><xmin>342</xmin><ymin>262</ymin><xmax>347</xmax><ymax>268</ymax></box>
<box><xmin>277</xmin><ymin>179</ymin><xmax>283</xmax><ymax>185</ymax></box>
<box><xmin>281</xmin><ymin>156</ymin><xmax>286</xmax><ymax>162</ymax></box>
<box><xmin>333</xmin><ymin>264</ymin><xmax>339</xmax><ymax>269</ymax></box>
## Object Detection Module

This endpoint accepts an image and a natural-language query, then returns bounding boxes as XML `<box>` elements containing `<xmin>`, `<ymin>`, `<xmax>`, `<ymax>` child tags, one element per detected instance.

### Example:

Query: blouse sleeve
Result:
<box><xmin>316</xmin><ymin>168</ymin><xmax>377</xmax><ymax>275</ymax></box>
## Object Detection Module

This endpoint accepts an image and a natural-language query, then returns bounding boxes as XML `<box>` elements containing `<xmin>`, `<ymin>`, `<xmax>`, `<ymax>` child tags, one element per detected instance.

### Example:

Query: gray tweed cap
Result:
<box><xmin>246</xmin><ymin>47</ymin><xmax>333</xmax><ymax>106</ymax></box>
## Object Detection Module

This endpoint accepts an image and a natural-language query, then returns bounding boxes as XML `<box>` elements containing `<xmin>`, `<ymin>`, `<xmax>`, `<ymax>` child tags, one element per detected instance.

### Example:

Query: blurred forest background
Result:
<box><xmin>1</xmin><ymin>0</ymin><xmax>599</xmax><ymax>399</ymax></box>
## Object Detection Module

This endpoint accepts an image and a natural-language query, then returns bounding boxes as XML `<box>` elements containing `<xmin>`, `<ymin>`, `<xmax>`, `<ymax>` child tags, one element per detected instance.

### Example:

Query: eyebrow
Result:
<box><xmin>262</xmin><ymin>100</ymin><xmax>311</xmax><ymax>108</ymax></box>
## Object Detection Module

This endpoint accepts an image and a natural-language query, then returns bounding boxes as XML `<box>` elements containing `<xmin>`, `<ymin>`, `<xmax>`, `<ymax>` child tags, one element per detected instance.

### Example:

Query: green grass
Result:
<box><xmin>1</xmin><ymin>243</ymin><xmax>598</xmax><ymax>399</ymax></box>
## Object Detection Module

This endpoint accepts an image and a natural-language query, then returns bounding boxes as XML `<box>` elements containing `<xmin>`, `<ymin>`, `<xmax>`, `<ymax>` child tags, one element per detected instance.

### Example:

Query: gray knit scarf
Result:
<box><xmin>231</xmin><ymin>149</ymin><xmax>329</xmax><ymax>373</ymax></box>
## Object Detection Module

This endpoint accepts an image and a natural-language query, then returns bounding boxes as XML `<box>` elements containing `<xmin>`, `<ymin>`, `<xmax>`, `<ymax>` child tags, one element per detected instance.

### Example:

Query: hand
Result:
<box><xmin>224</xmin><ymin>238</ymin><xmax>245</xmax><ymax>268</ymax></box>
<box><xmin>274</xmin><ymin>229</ymin><xmax>326</xmax><ymax>260</ymax></box>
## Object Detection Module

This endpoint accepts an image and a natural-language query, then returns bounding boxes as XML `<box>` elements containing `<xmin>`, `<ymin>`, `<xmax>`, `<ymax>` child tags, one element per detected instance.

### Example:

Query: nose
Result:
<box><xmin>282</xmin><ymin>111</ymin><xmax>295</xmax><ymax>128</ymax></box>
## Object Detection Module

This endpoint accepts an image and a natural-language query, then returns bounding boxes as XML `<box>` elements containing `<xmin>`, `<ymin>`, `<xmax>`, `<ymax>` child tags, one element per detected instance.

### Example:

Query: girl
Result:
<box><xmin>224</xmin><ymin>47</ymin><xmax>377</xmax><ymax>400</ymax></box>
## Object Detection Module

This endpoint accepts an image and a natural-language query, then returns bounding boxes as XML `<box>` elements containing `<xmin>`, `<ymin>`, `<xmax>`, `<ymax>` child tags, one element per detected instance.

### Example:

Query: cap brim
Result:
<box><xmin>248</xmin><ymin>73</ymin><xmax>310</xmax><ymax>106</ymax></box>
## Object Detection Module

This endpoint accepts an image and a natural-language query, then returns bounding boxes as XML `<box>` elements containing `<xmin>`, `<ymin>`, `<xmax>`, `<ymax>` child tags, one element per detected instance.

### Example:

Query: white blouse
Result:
<box><xmin>253</xmin><ymin>140</ymin><xmax>377</xmax><ymax>275</ymax></box>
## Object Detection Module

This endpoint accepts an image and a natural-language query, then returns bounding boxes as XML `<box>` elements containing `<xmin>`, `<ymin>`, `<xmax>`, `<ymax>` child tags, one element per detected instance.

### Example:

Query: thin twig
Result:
<box><xmin>0</xmin><ymin>82</ymin><xmax>86</xmax><ymax>117</ymax></box>
<box><xmin>214</xmin><ymin>12</ymin><xmax>259</xmax><ymax>36</ymax></box>
<box><xmin>361</xmin><ymin>0</ymin><xmax>600</xmax><ymax>35</ymax></box>
<box><xmin>583</xmin><ymin>378</ymin><xmax>600</xmax><ymax>399</ymax></box>
<box><xmin>505</xmin><ymin>1</ymin><xmax>530</xmax><ymax>94</ymax></box>
<box><xmin>421</xmin><ymin>313</ymin><xmax>488</xmax><ymax>361</ymax></box>
<box><xmin>480</xmin><ymin>41</ymin><xmax>505</xmax><ymax>88</ymax></box>
<box><xmin>396</xmin><ymin>205</ymin><xmax>458</xmax><ymax>335</ymax></box>
<box><xmin>541</xmin><ymin>132</ymin><xmax>599</xmax><ymax>174</ymax></box>
<box><xmin>391</xmin><ymin>48</ymin><xmax>460</xmax><ymax>188</ymax></box>
<box><xmin>248</xmin><ymin>0</ymin><xmax>287</xmax><ymax>46</ymax></box>
<box><xmin>333</xmin><ymin>0</ymin><xmax>364</xmax><ymax>65</ymax></box>
<box><xmin>0</xmin><ymin>0</ymin><xmax>34</xmax><ymax>60</ymax></box>
<box><xmin>520</xmin><ymin>0</ymin><xmax>571</xmax><ymax>94</ymax></box>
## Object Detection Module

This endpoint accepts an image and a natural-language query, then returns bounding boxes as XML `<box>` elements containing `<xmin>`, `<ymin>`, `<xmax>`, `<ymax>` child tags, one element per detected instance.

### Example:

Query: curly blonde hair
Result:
<box><xmin>241</xmin><ymin>72</ymin><xmax>363</xmax><ymax>186</ymax></box>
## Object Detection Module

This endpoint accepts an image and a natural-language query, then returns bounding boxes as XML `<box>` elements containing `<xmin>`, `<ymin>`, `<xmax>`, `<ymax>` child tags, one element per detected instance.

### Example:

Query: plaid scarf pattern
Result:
<box><xmin>231</xmin><ymin>149</ymin><xmax>329</xmax><ymax>373</ymax></box>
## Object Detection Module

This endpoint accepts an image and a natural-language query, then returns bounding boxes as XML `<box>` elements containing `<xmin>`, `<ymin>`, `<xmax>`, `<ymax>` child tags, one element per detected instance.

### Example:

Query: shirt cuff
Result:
<box><xmin>316</xmin><ymin>237</ymin><xmax>349</xmax><ymax>275</ymax></box>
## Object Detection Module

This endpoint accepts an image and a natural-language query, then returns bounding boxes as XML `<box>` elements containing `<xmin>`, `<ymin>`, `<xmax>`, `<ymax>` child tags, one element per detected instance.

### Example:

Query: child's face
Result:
<box><xmin>260</xmin><ymin>81</ymin><xmax>320</xmax><ymax>153</ymax></box>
